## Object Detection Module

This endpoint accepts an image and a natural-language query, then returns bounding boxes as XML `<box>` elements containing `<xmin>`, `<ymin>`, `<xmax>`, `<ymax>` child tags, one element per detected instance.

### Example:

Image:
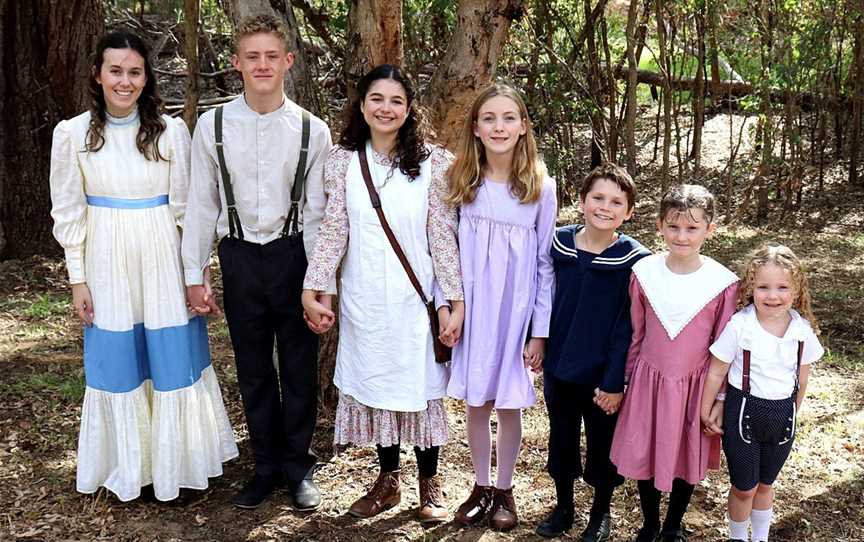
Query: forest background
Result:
<box><xmin>0</xmin><ymin>0</ymin><xmax>862</xmax><ymax>540</ymax></box>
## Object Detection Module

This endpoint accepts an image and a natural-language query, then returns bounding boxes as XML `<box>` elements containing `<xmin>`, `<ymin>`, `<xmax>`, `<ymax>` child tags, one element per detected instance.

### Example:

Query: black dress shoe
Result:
<box><xmin>658</xmin><ymin>529</ymin><xmax>688</xmax><ymax>542</ymax></box>
<box><xmin>232</xmin><ymin>474</ymin><xmax>280</xmax><ymax>509</ymax></box>
<box><xmin>633</xmin><ymin>525</ymin><xmax>660</xmax><ymax>542</ymax></box>
<box><xmin>581</xmin><ymin>513</ymin><xmax>611</xmax><ymax>542</ymax></box>
<box><xmin>287</xmin><ymin>477</ymin><xmax>321</xmax><ymax>511</ymax></box>
<box><xmin>535</xmin><ymin>505</ymin><xmax>575</xmax><ymax>538</ymax></box>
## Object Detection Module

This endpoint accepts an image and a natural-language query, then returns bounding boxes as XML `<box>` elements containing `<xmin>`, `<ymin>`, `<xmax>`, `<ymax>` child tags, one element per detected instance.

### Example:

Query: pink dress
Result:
<box><xmin>610</xmin><ymin>254</ymin><xmax>738</xmax><ymax>492</ymax></box>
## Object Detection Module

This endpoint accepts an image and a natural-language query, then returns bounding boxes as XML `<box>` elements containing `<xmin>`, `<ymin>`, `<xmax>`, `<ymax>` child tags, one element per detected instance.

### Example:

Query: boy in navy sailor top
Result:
<box><xmin>536</xmin><ymin>164</ymin><xmax>650</xmax><ymax>540</ymax></box>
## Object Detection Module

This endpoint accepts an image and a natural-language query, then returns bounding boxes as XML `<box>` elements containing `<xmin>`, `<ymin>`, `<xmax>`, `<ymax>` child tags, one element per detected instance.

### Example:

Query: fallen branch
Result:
<box><xmin>154</xmin><ymin>67</ymin><xmax>236</xmax><ymax>78</ymax></box>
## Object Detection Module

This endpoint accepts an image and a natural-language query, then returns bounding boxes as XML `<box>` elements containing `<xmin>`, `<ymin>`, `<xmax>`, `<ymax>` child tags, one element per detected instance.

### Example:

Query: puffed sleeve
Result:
<box><xmin>166</xmin><ymin>116</ymin><xmax>192</xmax><ymax>226</ymax></box>
<box><xmin>709</xmin><ymin>315</ymin><xmax>741</xmax><ymax>364</ymax></box>
<box><xmin>49</xmin><ymin>120</ymin><xmax>88</xmax><ymax>284</ymax></box>
<box><xmin>426</xmin><ymin>146</ymin><xmax>463</xmax><ymax>301</ymax></box>
<box><xmin>624</xmin><ymin>274</ymin><xmax>646</xmax><ymax>382</ymax></box>
<box><xmin>712</xmin><ymin>282</ymin><xmax>739</xmax><ymax>342</ymax></box>
<box><xmin>303</xmin><ymin>146</ymin><xmax>351</xmax><ymax>294</ymax></box>
<box><xmin>529</xmin><ymin>177</ymin><xmax>558</xmax><ymax>337</ymax></box>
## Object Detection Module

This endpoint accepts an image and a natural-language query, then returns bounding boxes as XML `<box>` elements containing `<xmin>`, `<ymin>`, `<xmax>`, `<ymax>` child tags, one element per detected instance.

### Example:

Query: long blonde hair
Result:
<box><xmin>446</xmin><ymin>83</ymin><xmax>546</xmax><ymax>205</ymax></box>
<box><xmin>738</xmin><ymin>243</ymin><xmax>819</xmax><ymax>334</ymax></box>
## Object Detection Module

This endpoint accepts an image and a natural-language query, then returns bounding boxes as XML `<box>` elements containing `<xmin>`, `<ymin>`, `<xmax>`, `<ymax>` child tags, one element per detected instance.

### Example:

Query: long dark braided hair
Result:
<box><xmin>86</xmin><ymin>30</ymin><xmax>166</xmax><ymax>161</ymax></box>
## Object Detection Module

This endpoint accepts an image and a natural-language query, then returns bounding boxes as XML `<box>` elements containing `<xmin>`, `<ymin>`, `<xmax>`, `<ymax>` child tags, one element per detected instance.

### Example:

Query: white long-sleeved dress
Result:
<box><xmin>49</xmin><ymin>110</ymin><xmax>238</xmax><ymax>502</ymax></box>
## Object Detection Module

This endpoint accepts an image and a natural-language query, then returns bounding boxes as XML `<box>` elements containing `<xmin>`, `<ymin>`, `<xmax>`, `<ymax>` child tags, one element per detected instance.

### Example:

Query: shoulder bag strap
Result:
<box><xmin>215</xmin><ymin>106</ymin><xmax>244</xmax><ymax>240</ymax></box>
<box><xmin>358</xmin><ymin>145</ymin><xmax>429</xmax><ymax>305</ymax></box>
<box><xmin>283</xmin><ymin>109</ymin><xmax>311</xmax><ymax>237</ymax></box>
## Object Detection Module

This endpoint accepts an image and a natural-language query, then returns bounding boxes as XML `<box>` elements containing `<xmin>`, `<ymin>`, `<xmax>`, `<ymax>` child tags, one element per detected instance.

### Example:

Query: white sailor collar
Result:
<box><xmin>632</xmin><ymin>253</ymin><xmax>738</xmax><ymax>340</ymax></box>
<box><xmin>736</xmin><ymin>304</ymin><xmax>812</xmax><ymax>350</ymax></box>
<box><xmin>551</xmin><ymin>225</ymin><xmax>649</xmax><ymax>270</ymax></box>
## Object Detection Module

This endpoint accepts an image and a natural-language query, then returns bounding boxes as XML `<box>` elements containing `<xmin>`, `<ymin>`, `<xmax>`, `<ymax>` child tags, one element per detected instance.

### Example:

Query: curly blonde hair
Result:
<box><xmin>738</xmin><ymin>243</ymin><xmax>819</xmax><ymax>334</ymax></box>
<box><xmin>446</xmin><ymin>83</ymin><xmax>546</xmax><ymax>205</ymax></box>
<box><xmin>234</xmin><ymin>14</ymin><xmax>289</xmax><ymax>52</ymax></box>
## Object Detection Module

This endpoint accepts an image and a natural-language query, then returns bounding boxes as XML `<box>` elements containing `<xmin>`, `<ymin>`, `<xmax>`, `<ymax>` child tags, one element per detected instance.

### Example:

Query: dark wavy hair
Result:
<box><xmin>86</xmin><ymin>30</ymin><xmax>166</xmax><ymax>161</ymax></box>
<box><xmin>339</xmin><ymin>64</ymin><xmax>431</xmax><ymax>179</ymax></box>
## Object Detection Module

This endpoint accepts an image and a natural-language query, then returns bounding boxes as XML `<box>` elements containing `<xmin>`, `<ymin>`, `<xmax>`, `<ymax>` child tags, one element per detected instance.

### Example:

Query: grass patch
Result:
<box><xmin>22</xmin><ymin>294</ymin><xmax>70</xmax><ymax>319</ymax></box>
<box><xmin>0</xmin><ymin>369</ymin><xmax>85</xmax><ymax>404</ymax></box>
<box><xmin>821</xmin><ymin>349</ymin><xmax>864</xmax><ymax>370</ymax></box>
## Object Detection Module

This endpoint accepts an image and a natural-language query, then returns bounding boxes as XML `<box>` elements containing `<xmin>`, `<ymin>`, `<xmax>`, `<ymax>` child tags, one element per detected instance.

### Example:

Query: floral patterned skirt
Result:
<box><xmin>333</xmin><ymin>392</ymin><xmax>450</xmax><ymax>450</ymax></box>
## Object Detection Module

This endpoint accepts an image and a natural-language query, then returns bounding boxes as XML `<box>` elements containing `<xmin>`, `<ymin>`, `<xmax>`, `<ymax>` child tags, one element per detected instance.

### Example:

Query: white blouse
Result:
<box><xmin>49</xmin><ymin>110</ymin><xmax>191</xmax><ymax>284</ymax></box>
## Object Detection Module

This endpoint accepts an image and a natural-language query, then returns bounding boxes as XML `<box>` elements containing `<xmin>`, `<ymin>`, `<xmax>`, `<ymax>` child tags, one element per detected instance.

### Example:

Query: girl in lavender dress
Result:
<box><xmin>446</xmin><ymin>83</ymin><xmax>557</xmax><ymax>531</ymax></box>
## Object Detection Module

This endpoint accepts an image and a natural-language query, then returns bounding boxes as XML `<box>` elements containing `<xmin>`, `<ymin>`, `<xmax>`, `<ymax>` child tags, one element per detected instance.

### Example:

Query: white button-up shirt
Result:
<box><xmin>710</xmin><ymin>304</ymin><xmax>824</xmax><ymax>399</ymax></box>
<box><xmin>182</xmin><ymin>95</ymin><xmax>332</xmax><ymax>285</ymax></box>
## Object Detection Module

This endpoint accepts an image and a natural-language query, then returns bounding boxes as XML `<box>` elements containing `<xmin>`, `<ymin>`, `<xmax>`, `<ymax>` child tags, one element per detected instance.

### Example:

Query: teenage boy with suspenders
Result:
<box><xmin>182</xmin><ymin>14</ymin><xmax>333</xmax><ymax>509</ymax></box>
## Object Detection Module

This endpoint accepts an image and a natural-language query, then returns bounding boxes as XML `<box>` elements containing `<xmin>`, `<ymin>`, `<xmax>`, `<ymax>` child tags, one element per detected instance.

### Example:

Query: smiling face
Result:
<box><xmin>752</xmin><ymin>263</ymin><xmax>796</xmax><ymax>320</ymax></box>
<box><xmin>231</xmin><ymin>32</ymin><xmax>293</xmax><ymax>98</ymax></box>
<box><xmin>473</xmin><ymin>95</ymin><xmax>527</xmax><ymax>158</ymax></box>
<box><xmin>95</xmin><ymin>48</ymin><xmax>147</xmax><ymax>117</ymax></box>
<box><xmin>657</xmin><ymin>208</ymin><xmax>716</xmax><ymax>260</ymax></box>
<box><xmin>580</xmin><ymin>177</ymin><xmax>634</xmax><ymax>233</ymax></box>
<box><xmin>360</xmin><ymin>78</ymin><xmax>408</xmax><ymax>140</ymax></box>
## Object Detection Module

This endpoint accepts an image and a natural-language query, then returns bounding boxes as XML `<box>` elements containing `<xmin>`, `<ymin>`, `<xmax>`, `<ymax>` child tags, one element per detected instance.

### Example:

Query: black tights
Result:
<box><xmin>637</xmin><ymin>478</ymin><xmax>695</xmax><ymax>533</ymax></box>
<box><xmin>376</xmin><ymin>444</ymin><xmax>440</xmax><ymax>478</ymax></box>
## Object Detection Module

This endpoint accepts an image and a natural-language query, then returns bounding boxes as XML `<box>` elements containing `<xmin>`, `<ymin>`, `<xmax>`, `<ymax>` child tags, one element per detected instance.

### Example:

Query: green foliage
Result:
<box><xmin>0</xmin><ymin>369</ymin><xmax>85</xmax><ymax>404</ymax></box>
<box><xmin>23</xmin><ymin>295</ymin><xmax>70</xmax><ymax>320</ymax></box>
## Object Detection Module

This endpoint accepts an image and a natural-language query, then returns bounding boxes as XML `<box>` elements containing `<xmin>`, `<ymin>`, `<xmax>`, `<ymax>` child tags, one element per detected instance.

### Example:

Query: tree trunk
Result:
<box><xmin>690</xmin><ymin>7</ymin><xmax>707</xmax><ymax>171</ymax></box>
<box><xmin>655</xmin><ymin>0</ymin><xmax>672</xmax><ymax>190</ymax></box>
<box><xmin>423</xmin><ymin>0</ymin><xmax>524</xmax><ymax>148</ymax></box>
<box><xmin>183</xmin><ymin>0</ymin><xmax>200</xmax><ymax>131</ymax></box>
<box><xmin>225</xmin><ymin>0</ymin><xmax>319</xmax><ymax>113</ymax></box>
<box><xmin>623</xmin><ymin>0</ymin><xmax>640</xmax><ymax>175</ymax></box>
<box><xmin>344</xmin><ymin>0</ymin><xmax>404</xmax><ymax>106</ymax></box>
<box><xmin>0</xmin><ymin>0</ymin><xmax>104</xmax><ymax>260</ymax></box>
<box><xmin>584</xmin><ymin>0</ymin><xmax>605</xmax><ymax>167</ymax></box>
<box><xmin>850</xmin><ymin>9</ymin><xmax>864</xmax><ymax>186</ymax></box>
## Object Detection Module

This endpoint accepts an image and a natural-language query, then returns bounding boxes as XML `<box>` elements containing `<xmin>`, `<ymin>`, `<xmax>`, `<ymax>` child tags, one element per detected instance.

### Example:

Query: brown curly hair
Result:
<box><xmin>339</xmin><ymin>64</ymin><xmax>431</xmax><ymax>180</ymax></box>
<box><xmin>86</xmin><ymin>30</ymin><xmax>166</xmax><ymax>161</ymax></box>
<box><xmin>738</xmin><ymin>242</ymin><xmax>819</xmax><ymax>334</ymax></box>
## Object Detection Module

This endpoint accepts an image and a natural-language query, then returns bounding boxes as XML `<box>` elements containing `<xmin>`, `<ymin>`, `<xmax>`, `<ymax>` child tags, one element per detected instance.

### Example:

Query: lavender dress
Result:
<box><xmin>447</xmin><ymin>178</ymin><xmax>557</xmax><ymax>409</ymax></box>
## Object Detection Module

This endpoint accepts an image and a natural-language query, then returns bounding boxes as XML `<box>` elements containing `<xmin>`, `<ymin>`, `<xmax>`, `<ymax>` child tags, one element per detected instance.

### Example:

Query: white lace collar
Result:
<box><xmin>633</xmin><ymin>253</ymin><xmax>738</xmax><ymax>340</ymax></box>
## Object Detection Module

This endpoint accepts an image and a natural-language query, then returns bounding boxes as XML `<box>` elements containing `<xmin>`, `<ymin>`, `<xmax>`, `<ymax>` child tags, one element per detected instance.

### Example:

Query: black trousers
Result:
<box><xmin>219</xmin><ymin>234</ymin><xmax>318</xmax><ymax>481</ymax></box>
<box><xmin>544</xmin><ymin>375</ymin><xmax>624</xmax><ymax>489</ymax></box>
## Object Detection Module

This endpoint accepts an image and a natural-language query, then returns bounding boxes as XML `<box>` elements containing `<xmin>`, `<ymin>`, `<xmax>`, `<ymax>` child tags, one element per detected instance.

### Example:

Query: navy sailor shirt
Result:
<box><xmin>545</xmin><ymin>224</ymin><xmax>650</xmax><ymax>393</ymax></box>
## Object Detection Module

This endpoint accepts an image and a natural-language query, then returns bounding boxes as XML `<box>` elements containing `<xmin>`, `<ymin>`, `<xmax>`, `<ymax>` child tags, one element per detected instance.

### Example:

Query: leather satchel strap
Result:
<box><xmin>357</xmin><ymin>146</ymin><xmax>430</xmax><ymax>306</ymax></box>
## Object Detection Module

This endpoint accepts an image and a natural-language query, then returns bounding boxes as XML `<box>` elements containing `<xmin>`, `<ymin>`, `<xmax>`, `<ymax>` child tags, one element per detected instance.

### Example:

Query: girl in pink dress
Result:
<box><xmin>445</xmin><ymin>84</ymin><xmax>557</xmax><ymax>532</ymax></box>
<box><xmin>610</xmin><ymin>185</ymin><xmax>738</xmax><ymax>542</ymax></box>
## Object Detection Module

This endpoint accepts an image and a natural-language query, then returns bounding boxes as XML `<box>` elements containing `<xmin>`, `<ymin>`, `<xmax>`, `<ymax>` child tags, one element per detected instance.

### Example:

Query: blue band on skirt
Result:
<box><xmin>83</xmin><ymin>316</ymin><xmax>211</xmax><ymax>393</ymax></box>
<box><xmin>86</xmin><ymin>194</ymin><xmax>169</xmax><ymax>209</ymax></box>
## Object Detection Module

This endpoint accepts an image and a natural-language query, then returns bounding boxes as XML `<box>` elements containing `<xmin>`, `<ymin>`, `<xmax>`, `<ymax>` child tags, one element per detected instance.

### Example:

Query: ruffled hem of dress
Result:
<box><xmin>333</xmin><ymin>392</ymin><xmax>449</xmax><ymax>450</ymax></box>
<box><xmin>76</xmin><ymin>365</ymin><xmax>239</xmax><ymax>502</ymax></box>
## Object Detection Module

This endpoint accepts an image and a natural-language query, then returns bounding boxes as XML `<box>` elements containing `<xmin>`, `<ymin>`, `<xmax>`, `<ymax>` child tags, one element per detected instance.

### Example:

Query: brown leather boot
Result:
<box><xmin>454</xmin><ymin>483</ymin><xmax>494</xmax><ymax>526</ymax></box>
<box><xmin>488</xmin><ymin>487</ymin><xmax>518</xmax><ymax>531</ymax></box>
<box><xmin>348</xmin><ymin>470</ymin><xmax>401</xmax><ymax>518</ymax></box>
<box><xmin>417</xmin><ymin>474</ymin><xmax>448</xmax><ymax>523</ymax></box>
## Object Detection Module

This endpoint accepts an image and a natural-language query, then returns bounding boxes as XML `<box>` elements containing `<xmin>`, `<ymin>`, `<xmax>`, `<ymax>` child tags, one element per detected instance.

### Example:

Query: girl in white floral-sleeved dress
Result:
<box><xmin>301</xmin><ymin>65</ymin><xmax>464</xmax><ymax>524</ymax></box>
<box><xmin>49</xmin><ymin>30</ymin><xmax>237</xmax><ymax>502</ymax></box>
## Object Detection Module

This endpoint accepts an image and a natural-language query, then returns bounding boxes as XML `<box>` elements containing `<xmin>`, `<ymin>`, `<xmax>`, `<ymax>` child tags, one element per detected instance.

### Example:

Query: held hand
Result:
<box><xmin>523</xmin><ymin>337</ymin><xmax>545</xmax><ymax>373</ymax></box>
<box><xmin>302</xmin><ymin>290</ymin><xmax>335</xmax><ymax>334</ymax></box>
<box><xmin>439</xmin><ymin>301</ymin><xmax>464</xmax><ymax>347</ymax></box>
<box><xmin>593</xmin><ymin>389</ymin><xmax>623</xmax><ymax>415</ymax></box>
<box><xmin>202</xmin><ymin>266</ymin><xmax>222</xmax><ymax>315</ymax></box>
<box><xmin>701</xmin><ymin>401</ymin><xmax>724</xmax><ymax>436</ymax></box>
<box><xmin>71</xmin><ymin>282</ymin><xmax>94</xmax><ymax>327</ymax></box>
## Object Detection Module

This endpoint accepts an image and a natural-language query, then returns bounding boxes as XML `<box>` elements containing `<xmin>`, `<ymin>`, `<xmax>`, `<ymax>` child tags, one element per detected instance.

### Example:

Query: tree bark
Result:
<box><xmin>850</xmin><ymin>8</ymin><xmax>864</xmax><ymax>186</ymax></box>
<box><xmin>344</xmin><ymin>0</ymin><xmax>404</xmax><ymax>106</ymax></box>
<box><xmin>423</xmin><ymin>0</ymin><xmax>524</xmax><ymax>148</ymax></box>
<box><xmin>0</xmin><ymin>0</ymin><xmax>104</xmax><ymax>260</ymax></box>
<box><xmin>690</xmin><ymin>7</ymin><xmax>707</xmax><ymax>171</ymax></box>
<box><xmin>224</xmin><ymin>0</ymin><xmax>319</xmax><ymax>113</ymax></box>
<box><xmin>584</xmin><ymin>0</ymin><xmax>605</xmax><ymax>167</ymax></box>
<box><xmin>623</xmin><ymin>0</ymin><xmax>640</xmax><ymax>175</ymax></box>
<box><xmin>655</xmin><ymin>0</ymin><xmax>672</xmax><ymax>190</ymax></box>
<box><xmin>183</xmin><ymin>0</ymin><xmax>200</xmax><ymax>131</ymax></box>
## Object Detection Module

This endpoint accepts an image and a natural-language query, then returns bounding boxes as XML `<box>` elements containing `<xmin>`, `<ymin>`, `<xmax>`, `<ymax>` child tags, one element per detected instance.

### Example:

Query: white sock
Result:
<box><xmin>729</xmin><ymin>516</ymin><xmax>750</xmax><ymax>540</ymax></box>
<box><xmin>750</xmin><ymin>508</ymin><xmax>773</xmax><ymax>541</ymax></box>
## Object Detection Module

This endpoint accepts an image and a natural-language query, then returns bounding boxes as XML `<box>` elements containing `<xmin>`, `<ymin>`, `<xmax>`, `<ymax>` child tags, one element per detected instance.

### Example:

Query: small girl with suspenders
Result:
<box><xmin>702</xmin><ymin>243</ymin><xmax>824</xmax><ymax>542</ymax></box>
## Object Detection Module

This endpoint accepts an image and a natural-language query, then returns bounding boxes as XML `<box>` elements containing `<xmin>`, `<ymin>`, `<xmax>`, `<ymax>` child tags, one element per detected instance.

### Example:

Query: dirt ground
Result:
<box><xmin>1</xmin><ymin>112</ymin><xmax>863</xmax><ymax>541</ymax></box>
